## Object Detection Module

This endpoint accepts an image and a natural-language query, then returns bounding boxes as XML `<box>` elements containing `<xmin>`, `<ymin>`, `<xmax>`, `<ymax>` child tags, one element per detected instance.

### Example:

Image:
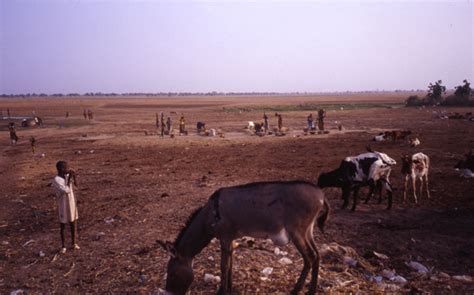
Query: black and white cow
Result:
<box><xmin>318</xmin><ymin>151</ymin><xmax>396</xmax><ymax>211</ymax></box>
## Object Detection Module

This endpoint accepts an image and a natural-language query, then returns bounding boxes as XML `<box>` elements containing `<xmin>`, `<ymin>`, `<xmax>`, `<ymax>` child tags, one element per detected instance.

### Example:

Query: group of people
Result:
<box><xmin>155</xmin><ymin>113</ymin><xmax>187</xmax><ymax>137</ymax></box>
<box><xmin>307</xmin><ymin>109</ymin><xmax>326</xmax><ymax>131</ymax></box>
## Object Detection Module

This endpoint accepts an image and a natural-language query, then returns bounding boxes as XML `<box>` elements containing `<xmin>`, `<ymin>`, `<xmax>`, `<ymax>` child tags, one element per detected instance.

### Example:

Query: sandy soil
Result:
<box><xmin>0</xmin><ymin>94</ymin><xmax>473</xmax><ymax>294</ymax></box>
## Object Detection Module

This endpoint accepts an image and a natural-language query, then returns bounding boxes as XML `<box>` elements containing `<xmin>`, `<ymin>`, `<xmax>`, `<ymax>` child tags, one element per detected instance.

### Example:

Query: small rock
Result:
<box><xmin>204</xmin><ymin>273</ymin><xmax>221</xmax><ymax>284</ymax></box>
<box><xmin>41</xmin><ymin>153</ymin><xmax>45</xmax><ymax>158</ymax></box>
<box><xmin>274</xmin><ymin>247</ymin><xmax>281</xmax><ymax>255</ymax></box>
<box><xmin>89</xmin><ymin>150</ymin><xmax>95</xmax><ymax>154</ymax></box>
<box><xmin>104</xmin><ymin>217</ymin><xmax>115</xmax><ymax>224</ymax></box>
<box><xmin>406</xmin><ymin>261</ymin><xmax>429</xmax><ymax>273</ymax></box>
<box><xmin>39</xmin><ymin>250</ymin><xmax>45</xmax><ymax>257</ymax></box>
<box><xmin>261</xmin><ymin>267</ymin><xmax>273</xmax><ymax>277</ymax></box>
<box><xmin>278</xmin><ymin>257</ymin><xmax>293</xmax><ymax>265</ymax></box>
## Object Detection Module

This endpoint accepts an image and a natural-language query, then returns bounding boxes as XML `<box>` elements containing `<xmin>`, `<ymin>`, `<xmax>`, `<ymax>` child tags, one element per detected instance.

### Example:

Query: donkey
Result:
<box><xmin>157</xmin><ymin>181</ymin><xmax>330</xmax><ymax>295</ymax></box>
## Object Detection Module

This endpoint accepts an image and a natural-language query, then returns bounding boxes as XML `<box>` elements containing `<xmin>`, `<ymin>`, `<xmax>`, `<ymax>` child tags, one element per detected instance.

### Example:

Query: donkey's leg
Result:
<box><xmin>377</xmin><ymin>180</ymin><xmax>384</xmax><ymax>204</ymax></box>
<box><xmin>218</xmin><ymin>240</ymin><xmax>233</xmax><ymax>294</ymax></box>
<box><xmin>290</xmin><ymin>234</ymin><xmax>312</xmax><ymax>295</ymax></box>
<box><xmin>412</xmin><ymin>176</ymin><xmax>417</xmax><ymax>204</ymax></box>
<box><xmin>306</xmin><ymin>232</ymin><xmax>320</xmax><ymax>295</ymax></box>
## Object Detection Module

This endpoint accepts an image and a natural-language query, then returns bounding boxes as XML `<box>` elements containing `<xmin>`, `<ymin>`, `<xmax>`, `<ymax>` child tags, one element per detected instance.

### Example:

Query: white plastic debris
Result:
<box><xmin>104</xmin><ymin>217</ymin><xmax>115</xmax><ymax>224</ymax></box>
<box><xmin>39</xmin><ymin>250</ymin><xmax>45</xmax><ymax>257</ymax></box>
<box><xmin>342</xmin><ymin>256</ymin><xmax>357</xmax><ymax>267</ymax></box>
<box><xmin>274</xmin><ymin>247</ymin><xmax>281</xmax><ymax>255</ymax></box>
<box><xmin>89</xmin><ymin>150</ymin><xmax>95</xmax><ymax>154</ymax></box>
<box><xmin>204</xmin><ymin>273</ymin><xmax>221</xmax><ymax>284</ymax></box>
<box><xmin>10</xmin><ymin>290</ymin><xmax>24</xmax><ymax>295</ymax></box>
<box><xmin>406</xmin><ymin>261</ymin><xmax>429</xmax><ymax>273</ymax></box>
<box><xmin>373</xmin><ymin>251</ymin><xmax>389</xmax><ymax>260</ymax></box>
<box><xmin>278</xmin><ymin>257</ymin><xmax>293</xmax><ymax>265</ymax></box>
<box><xmin>391</xmin><ymin>275</ymin><xmax>407</xmax><ymax>284</ymax></box>
<box><xmin>207</xmin><ymin>256</ymin><xmax>214</xmax><ymax>261</ymax></box>
<box><xmin>380</xmin><ymin>269</ymin><xmax>396</xmax><ymax>280</ymax></box>
<box><xmin>372</xmin><ymin>276</ymin><xmax>383</xmax><ymax>283</ymax></box>
<box><xmin>261</xmin><ymin>267</ymin><xmax>273</xmax><ymax>277</ymax></box>
<box><xmin>41</xmin><ymin>153</ymin><xmax>45</xmax><ymax>158</ymax></box>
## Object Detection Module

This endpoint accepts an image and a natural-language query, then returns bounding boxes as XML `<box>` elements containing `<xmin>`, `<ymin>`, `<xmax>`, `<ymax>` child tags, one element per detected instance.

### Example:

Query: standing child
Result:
<box><xmin>52</xmin><ymin>161</ymin><xmax>80</xmax><ymax>253</ymax></box>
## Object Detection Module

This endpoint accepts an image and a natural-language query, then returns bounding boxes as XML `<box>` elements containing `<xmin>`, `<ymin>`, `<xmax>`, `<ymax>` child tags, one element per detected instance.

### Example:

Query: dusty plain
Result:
<box><xmin>0</xmin><ymin>93</ymin><xmax>473</xmax><ymax>293</ymax></box>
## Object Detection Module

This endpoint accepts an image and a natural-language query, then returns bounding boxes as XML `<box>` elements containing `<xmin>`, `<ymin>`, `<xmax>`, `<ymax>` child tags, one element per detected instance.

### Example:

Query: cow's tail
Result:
<box><xmin>317</xmin><ymin>198</ymin><xmax>330</xmax><ymax>233</ymax></box>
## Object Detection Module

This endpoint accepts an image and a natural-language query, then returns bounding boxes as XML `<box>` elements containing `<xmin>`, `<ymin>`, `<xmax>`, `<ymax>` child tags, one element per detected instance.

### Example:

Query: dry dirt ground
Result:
<box><xmin>0</xmin><ymin>94</ymin><xmax>473</xmax><ymax>294</ymax></box>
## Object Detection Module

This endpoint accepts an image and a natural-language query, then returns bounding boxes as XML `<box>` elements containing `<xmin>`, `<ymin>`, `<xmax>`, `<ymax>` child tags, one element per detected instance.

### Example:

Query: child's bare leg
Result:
<box><xmin>60</xmin><ymin>223</ymin><xmax>66</xmax><ymax>249</ymax></box>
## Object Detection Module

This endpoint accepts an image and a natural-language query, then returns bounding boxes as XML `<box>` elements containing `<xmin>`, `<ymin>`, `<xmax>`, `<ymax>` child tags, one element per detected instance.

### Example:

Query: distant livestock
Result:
<box><xmin>318</xmin><ymin>149</ymin><xmax>396</xmax><ymax>211</ymax></box>
<box><xmin>401</xmin><ymin>153</ymin><xmax>430</xmax><ymax>203</ymax></box>
<box><xmin>409</xmin><ymin>137</ymin><xmax>421</xmax><ymax>147</ymax></box>
<box><xmin>373</xmin><ymin>130</ymin><xmax>412</xmax><ymax>142</ymax></box>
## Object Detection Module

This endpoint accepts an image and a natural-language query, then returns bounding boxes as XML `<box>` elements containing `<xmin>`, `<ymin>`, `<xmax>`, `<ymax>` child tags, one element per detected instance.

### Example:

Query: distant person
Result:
<box><xmin>7</xmin><ymin>108</ymin><xmax>10</xmax><ymax>118</ymax></box>
<box><xmin>65</xmin><ymin>112</ymin><xmax>70</xmax><ymax>118</ymax></box>
<box><xmin>166</xmin><ymin>116</ymin><xmax>172</xmax><ymax>134</ymax></box>
<box><xmin>52</xmin><ymin>161</ymin><xmax>80</xmax><ymax>254</ymax></box>
<box><xmin>83</xmin><ymin>109</ymin><xmax>87</xmax><ymax>120</ymax></box>
<box><xmin>8</xmin><ymin>122</ymin><xmax>18</xmax><ymax>145</ymax></box>
<box><xmin>263</xmin><ymin>112</ymin><xmax>269</xmax><ymax>133</ymax></box>
<box><xmin>87</xmin><ymin>109</ymin><xmax>93</xmax><ymax>120</ymax></box>
<box><xmin>179</xmin><ymin>114</ymin><xmax>186</xmax><ymax>134</ymax></box>
<box><xmin>30</xmin><ymin>136</ymin><xmax>36</xmax><ymax>153</ymax></box>
<box><xmin>318</xmin><ymin>109</ymin><xmax>326</xmax><ymax>131</ymax></box>
<box><xmin>307</xmin><ymin>113</ymin><xmax>314</xmax><ymax>130</ymax></box>
<box><xmin>275</xmin><ymin>113</ymin><xmax>283</xmax><ymax>131</ymax></box>
<box><xmin>160</xmin><ymin>112</ymin><xmax>165</xmax><ymax>137</ymax></box>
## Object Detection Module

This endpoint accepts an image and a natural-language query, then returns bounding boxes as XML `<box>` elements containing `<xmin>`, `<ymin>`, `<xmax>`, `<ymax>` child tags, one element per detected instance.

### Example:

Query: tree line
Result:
<box><xmin>406</xmin><ymin>79</ymin><xmax>473</xmax><ymax>107</ymax></box>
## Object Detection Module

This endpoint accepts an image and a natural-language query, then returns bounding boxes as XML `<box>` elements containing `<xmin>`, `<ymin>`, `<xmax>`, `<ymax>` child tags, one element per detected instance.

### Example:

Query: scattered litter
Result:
<box><xmin>89</xmin><ymin>150</ymin><xmax>95</xmax><ymax>154</ymax></box>
<box><xmin>51</xmin><ymin>253</ymin><xmax>59</xmax><ymax>262</ymax></box>
<box><xmin>207</xmin><ymin>256</ymin><xmax>214</xmax><ymax>261</ymax></box>
<box><xmin>372</xmin><ymin>276</ymin><xmax>383</xmax><ymax>283</ymax></box>
<box><xmin>10</xmin><ymin>289</ymin><xmax>24</xmax><ymax>295</ymax></box>
<box><xmin>342</xmin><ymin>256</ymin><xmax>357</xmax><ymax>267</ymax></box>
<box><xmin>278</xmin><ymin>257</ymin><xmax>293</xmax><ymax>265</ymax></box>
<box><xmin>380</xmin><ymin>269</ymin><xmax>395</xmax><ymax>280</ymax></box>
<box><xmin>452</xmin><ymin>275</ymin><xmax>472</xmax><ymax>282</ymax></box>
<box><xmin>64</xmin><ymin>262</ymin><xmax>75</xmax><ymax>277</ymax></box>
<box><xmin>406</xmin><ymin>261</ymin><xmax>429</xmax><ymax>273</ymax></box>
<box><xmin>104</xmin><ymin>217</ymin><xmax>115</xmax><ymax>224</ymax></box>
<box><xmin>22</xmin><ymin>240</ymin><xmax>34</xmax><ymax>247</ymax></box>
<box><xmin>261</xmin><ymin>267</ymin><xmax>273</xmax><ymax>277</ymax></box>
<box><xmin>2</xmin><ymin>241</ymin><xmax>9</xmax><ymax>245</ymax></box>
<box><xmin>391</xmin><ymin>275</ymin><xmax>407</xmax><ymax>284</ymax></box>
<box><xmin>39</xmin><ymin>250</ymin><xmax>45</xmax><ymax>257</ymax></box>
<box><xmin>134</xmin><ymin>168</ymin><xmax>140</xmax><ymax>172</ymax></box>
<box><xmin>273</xmin><ymin>247</ymin><xmax>287</xmax><ymax>256</ymax></box>
<box><xmin>438</xmin><ymin>272</ymin><xmax>450</xmax><ymax>279</ymax></box>
<box><xmin>203</xmin><ymin>273</ymin><xmax>221</xmax><ymax>284</ymax></box>
<box><xmin>23</xmin><ymin>259</ymin><xmax>38</xmax><ymax>268</ymax></box>
<box><xmin>373</xmin><ymin>251</ymin><xmax>389</xmax><ymax>260</ymax></box>
<box><xmin>41</xmin><ymin>153</ymin><xmax>45</xmax><ymax>158</ymax></box>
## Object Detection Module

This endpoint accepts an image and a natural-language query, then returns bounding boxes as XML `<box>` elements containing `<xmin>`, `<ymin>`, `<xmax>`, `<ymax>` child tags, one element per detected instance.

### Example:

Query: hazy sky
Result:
<box><xmin>0</xmin><ymin>0</ymin><xmax>472</xmax><ymax>94</ymax></box>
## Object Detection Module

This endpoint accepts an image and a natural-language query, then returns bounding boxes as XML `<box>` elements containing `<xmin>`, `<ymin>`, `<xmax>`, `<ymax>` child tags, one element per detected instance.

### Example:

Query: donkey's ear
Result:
<box><xmin>157</xmin><ymin>240</ymin><xmax>177</xmax><ymax>257</ymax></box>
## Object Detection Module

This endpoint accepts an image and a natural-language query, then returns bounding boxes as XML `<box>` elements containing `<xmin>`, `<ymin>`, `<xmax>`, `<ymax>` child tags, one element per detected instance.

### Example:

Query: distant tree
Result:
<box><xmin>405</xmin><ymin>95</ymin><xmax>423</xmax><ymax>106</ymax></box>
<box><xmin>426</xmin><ymin>80</ymin><xmax>446</xmax><ymax>104</ymax></box>
<box><xmin>454</xmin><ymin>79</ymin><xmax>471</xmax><ymax>98</ymax></box>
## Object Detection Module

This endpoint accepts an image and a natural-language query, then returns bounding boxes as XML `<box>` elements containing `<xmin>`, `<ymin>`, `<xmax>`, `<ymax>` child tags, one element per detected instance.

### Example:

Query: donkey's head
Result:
<box><xmin>157</xmin><ymin>240</ymin><xmax>194</xmax><ymax>295</ymax></box>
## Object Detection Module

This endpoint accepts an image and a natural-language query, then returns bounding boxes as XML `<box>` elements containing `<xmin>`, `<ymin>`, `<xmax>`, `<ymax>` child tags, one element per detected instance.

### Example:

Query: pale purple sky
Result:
<box><xmin>0</xmin><ymin>0</ymin><xmax>472</xmax><ymax>94</ymax></box>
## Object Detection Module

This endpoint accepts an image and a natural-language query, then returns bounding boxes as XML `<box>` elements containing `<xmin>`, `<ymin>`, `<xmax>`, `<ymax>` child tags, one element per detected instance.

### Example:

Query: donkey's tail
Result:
<box><xmin>317</xmin><ymin>198</ymin><xmax>330</xmax><ymax>233</ymax></box>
